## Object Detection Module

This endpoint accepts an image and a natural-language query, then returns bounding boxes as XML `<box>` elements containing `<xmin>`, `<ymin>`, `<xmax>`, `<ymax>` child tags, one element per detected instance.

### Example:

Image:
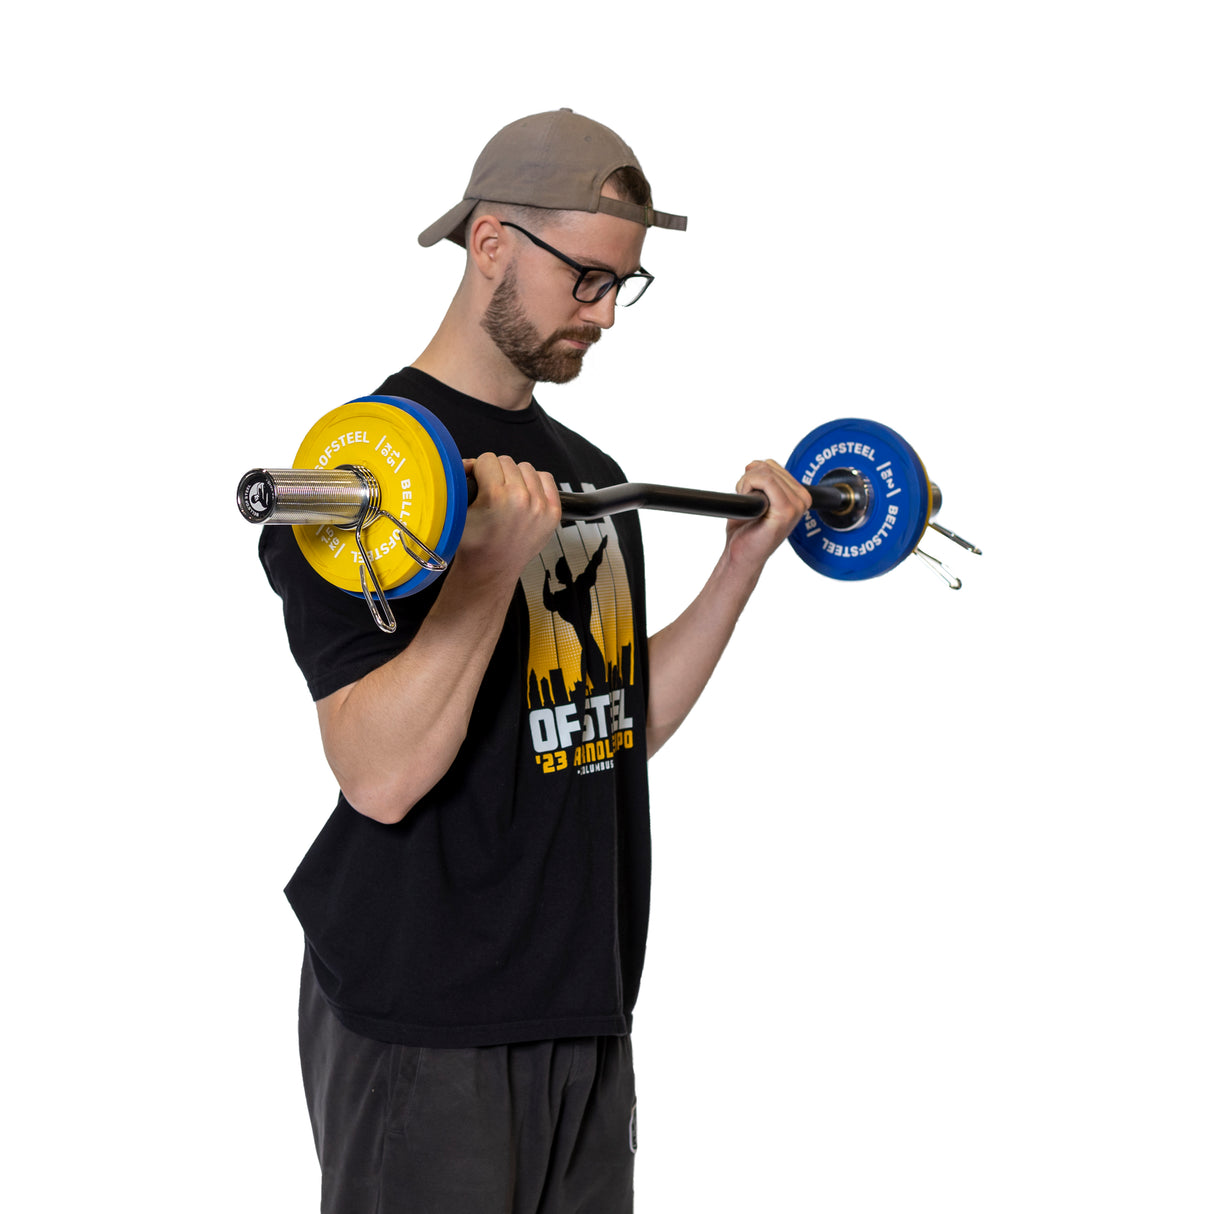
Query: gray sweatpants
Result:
<box><xmin>298</xmin><ymin>953</ymin><xmax>638</xmax><ymax>1213</ymax></box>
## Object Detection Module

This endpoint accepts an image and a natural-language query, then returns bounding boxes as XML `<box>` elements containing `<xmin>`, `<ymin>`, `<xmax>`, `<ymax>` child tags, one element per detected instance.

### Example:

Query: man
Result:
<box><xmin>260</xmin><ymin>109</ymin><xmax>811</xmax><ymax>1213</ymax></box>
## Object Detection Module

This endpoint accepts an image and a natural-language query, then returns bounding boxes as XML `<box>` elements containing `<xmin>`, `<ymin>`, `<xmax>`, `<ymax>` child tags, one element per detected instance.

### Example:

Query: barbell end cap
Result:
<box><xmin>237</xmin><ymin>469</ymin><xmax>276</xmax><ymax>523</ymax></box>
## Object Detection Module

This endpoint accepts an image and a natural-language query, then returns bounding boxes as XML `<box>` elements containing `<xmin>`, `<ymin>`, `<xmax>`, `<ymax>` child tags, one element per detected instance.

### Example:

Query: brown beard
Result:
<box><xmin>481</xmin><ymin>264</ymin><xmax>601</xmax><ymax>384</ymax></box>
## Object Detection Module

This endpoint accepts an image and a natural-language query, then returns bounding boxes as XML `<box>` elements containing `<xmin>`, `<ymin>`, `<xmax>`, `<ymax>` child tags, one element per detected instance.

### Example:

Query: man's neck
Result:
<box><xmin>412</xmin><ymin>301</ymin><xmax>536</xmax><ymax>411</ymax></box>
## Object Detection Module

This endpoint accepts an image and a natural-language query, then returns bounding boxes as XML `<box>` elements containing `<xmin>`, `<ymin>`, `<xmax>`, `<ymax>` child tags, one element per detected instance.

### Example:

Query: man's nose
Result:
<box><xmin>578</xmin><ymin>290</ymin><xmax>617</xmax><ymax>329</ymax></box>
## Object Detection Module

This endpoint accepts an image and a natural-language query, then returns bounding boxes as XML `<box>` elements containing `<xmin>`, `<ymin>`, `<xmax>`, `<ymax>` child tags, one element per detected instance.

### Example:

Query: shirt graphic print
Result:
<box><xmin>520</xmin><ymin>485</ymin><xmax>637</xmax><ymax>777</ymax></box>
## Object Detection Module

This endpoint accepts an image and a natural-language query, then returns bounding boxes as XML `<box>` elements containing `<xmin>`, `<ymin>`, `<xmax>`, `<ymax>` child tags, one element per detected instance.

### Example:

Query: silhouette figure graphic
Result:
<box><xmin>544</xmin><ymin>534</ymin><xmax>610</xmax><ymax>693</ymax></box>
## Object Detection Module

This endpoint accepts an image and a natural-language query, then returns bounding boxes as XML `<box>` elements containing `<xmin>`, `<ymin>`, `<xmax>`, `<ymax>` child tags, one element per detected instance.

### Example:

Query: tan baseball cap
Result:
<box><xmin>418</xmin><ymin>108</ymin><xmax>688</xmax><ymax>248</ymax></box>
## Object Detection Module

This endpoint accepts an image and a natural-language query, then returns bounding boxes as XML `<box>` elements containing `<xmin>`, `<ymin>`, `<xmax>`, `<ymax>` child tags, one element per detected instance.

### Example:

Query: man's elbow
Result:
<box><xmin>645</xmin><ymin>721</ymin><xmax>675</xmax><ymax>760</ymax></box>
<box><xmin>331</xmin><ymin>736</ymin><xmax>467</xmax><ymax>825</ymax></box>
<box><xmin>339</xmin><ymin>776</ymin><xmax>418</xmax><ymax>825</ymax></box>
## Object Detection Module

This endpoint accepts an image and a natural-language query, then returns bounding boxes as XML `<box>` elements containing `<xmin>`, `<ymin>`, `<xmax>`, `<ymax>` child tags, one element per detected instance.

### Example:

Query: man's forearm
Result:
<box><xmin>645</xmin><ymin>459</ymin><xmax>812</xmax><ymax>758</ymax></box>
<box><xmin>316</xmin><ymin>451</ymin><xmax>563</xmax><ymax>823</ymax></box>
<box><xmin>317</xmin><ymin>563</ymin><xmax>519</xmax><ymax>824</ymax></box>
<box><xmin>645</xmin><ymin>548</ymin><xmax>763</xmax><ymax>757</ymax></box>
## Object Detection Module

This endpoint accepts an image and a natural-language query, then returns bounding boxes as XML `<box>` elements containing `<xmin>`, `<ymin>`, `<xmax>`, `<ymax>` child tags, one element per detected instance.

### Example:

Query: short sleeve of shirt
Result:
<box><xmin>258</xmin><ymin>525</ymin><xmax>437</xmax><ymax>702</ymax></box>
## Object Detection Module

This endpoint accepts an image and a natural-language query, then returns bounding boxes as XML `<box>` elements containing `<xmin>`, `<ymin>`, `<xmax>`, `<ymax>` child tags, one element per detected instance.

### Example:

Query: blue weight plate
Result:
<box><xmin>785</xmin><ymin>418</ymin><xmax>930</xmax><ymax>580</ymax></box>
<box><xmin>348</xmin><ymin>394</ymin><xmax>467</xmax><ymax>599</ymax></box>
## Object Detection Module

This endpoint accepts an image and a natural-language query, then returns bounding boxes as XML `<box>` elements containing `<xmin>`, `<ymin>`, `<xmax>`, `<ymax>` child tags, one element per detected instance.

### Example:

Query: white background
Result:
<box><xmin>4</xmin><ymin>2</ymin><xmax>1211</xmax><ymax>1210</ymax></box>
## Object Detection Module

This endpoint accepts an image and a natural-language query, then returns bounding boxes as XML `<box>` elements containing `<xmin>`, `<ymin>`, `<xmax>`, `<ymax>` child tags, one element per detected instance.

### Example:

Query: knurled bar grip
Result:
<box><xmin>237</xmin><ymin>468</ymin><xmax>856</xmax><ymax>526</ymax></box>
<box><xmin>237</xmin><ymin>467</ymin><xmax>372</xmax><ymax>526</ymax></box>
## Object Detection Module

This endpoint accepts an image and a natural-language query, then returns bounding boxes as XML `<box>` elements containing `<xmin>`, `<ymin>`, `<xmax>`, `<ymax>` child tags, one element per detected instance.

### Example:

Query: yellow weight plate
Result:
<box><xmin>291</xmin><ymin>398</ymin><xmax>454</xmax><ymax>595</ymax></box>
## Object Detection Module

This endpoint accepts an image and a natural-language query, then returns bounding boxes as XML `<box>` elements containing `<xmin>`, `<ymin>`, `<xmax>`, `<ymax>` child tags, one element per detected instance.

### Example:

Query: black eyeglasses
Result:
<box><xmin>501</xmin><ymin>221</ymin><xmax>654</xmax><ymax>307</ymax></box>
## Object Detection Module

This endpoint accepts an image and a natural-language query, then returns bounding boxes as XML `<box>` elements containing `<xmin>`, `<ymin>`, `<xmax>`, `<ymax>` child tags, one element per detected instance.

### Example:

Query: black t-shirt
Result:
<box><xmin>261</xmin><ymin>368</ymin><xmax>652</xmax><ymax>1047</ymax></box>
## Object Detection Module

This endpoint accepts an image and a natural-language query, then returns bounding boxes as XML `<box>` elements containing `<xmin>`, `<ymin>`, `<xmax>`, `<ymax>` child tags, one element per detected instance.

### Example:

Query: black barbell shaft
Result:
<box><xmin>557</xmin><ymin>483</ymin><xmax>768</xmax><ymax>521</ymax></box>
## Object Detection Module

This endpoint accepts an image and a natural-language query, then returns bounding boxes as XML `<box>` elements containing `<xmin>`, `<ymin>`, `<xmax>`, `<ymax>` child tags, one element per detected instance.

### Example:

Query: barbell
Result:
<box><xmin>237</xmin><ymin>395</ymin><xmax>978</xmax><ymax>633</ymax></box>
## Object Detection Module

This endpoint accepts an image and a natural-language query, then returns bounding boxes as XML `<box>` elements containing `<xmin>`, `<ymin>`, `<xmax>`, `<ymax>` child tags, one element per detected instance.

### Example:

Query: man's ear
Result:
<box><xmin>466</xmin><ymin>213</ymin><xmax>506</xmax><ymax>281</ymax></box>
